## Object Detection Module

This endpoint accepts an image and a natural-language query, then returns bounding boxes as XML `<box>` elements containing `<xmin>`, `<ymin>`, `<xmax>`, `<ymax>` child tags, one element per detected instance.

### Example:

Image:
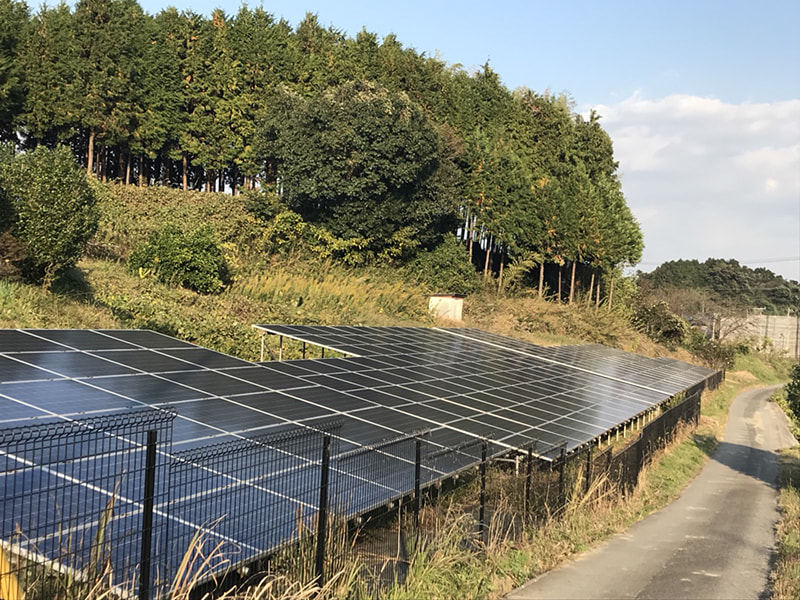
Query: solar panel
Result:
<box><xmin>1</xmin><ymin>326</ymin><xmax>719</xmax><ymax>594</ymax></box>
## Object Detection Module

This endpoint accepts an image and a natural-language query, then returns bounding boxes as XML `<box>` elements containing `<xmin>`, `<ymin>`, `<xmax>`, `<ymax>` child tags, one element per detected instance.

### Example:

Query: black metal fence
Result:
<box><xmin>0</xmin><ymin>408</ymin><xmax>175</xmax><ymax>600</ymax></box>
<box><xmin>0</xmin><ymin>388</ymin><xmax>708</xmax><ymax>598</ymax></box>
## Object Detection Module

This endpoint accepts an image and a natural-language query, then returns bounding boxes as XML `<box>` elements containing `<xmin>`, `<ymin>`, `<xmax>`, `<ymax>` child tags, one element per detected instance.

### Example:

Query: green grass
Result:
<box><xmin>774</xmin><ymin>446</ymin><xmax>800</xmax><ymax>600</ymax></box>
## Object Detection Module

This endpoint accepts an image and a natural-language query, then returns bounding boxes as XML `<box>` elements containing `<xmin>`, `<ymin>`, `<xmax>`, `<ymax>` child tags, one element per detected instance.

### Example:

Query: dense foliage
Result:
<box><xmin>639</xmin><ymin>258</ymin><xmax>800</xmax><ymax>315</ymax></box>
<box><xmin>0</xmin><ymin>0</ymin><xmax>643</xmax><ymax>300</ymax></box>
<box><xmin>129</xmin><ymin>225</ymin><xmax>229</xmax><ymax>293</ymax></box>
<box><xmin>786</xmin><ymin>363</ymin><xmax>800</xmax><ymax>422</ymax></box>
<box><xmin>0</xmin><ymin>144</ymin><xmax>98</xmax><ymax>284</ymax></box>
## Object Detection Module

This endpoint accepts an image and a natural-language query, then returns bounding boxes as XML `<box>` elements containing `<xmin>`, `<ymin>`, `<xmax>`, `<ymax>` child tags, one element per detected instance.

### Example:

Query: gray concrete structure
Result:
<box><xmin>719</xmin><ymin>314</ymin><xmax>800</xmax><ymax>358</ymax></box>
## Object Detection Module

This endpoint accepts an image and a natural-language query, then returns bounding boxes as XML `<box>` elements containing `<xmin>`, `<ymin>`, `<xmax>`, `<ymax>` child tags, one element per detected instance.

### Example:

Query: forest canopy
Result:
<box><xmin>638</xmin><ymin>258</ymin><xmax>800</xmax><ymax>316</ymax></box>
<box><xmin>0</xmin><ymin>0</ymin><xmax>643</xmax><ymax>298</ymax></box>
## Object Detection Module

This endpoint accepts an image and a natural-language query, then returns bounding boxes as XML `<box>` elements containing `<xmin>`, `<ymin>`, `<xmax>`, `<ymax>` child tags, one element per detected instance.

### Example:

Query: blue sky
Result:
<box><xmin>133</xmin><ymin>0</ymin><xmax>800</xmax><ymax>281</ymax></box>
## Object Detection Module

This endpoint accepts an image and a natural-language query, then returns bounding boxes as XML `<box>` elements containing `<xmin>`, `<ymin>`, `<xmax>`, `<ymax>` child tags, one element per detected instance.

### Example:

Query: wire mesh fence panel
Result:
<box><xmin>329</xmin><ymin>434</ymin><xmax>420</xmax><ymax>590</ymax></box>
<box><xmin>168</xmin><ymin>422</ymin><xmax>340</xmax><ymax>593</ymax></box>
<box><xmin>608</xmin><ymin>439</ymin><xmax>640</xmax><ymax>495</ymax></box>
<box><xmin>586</xmin><ymin>445</ymin><xmax>615</xmax><ymax>500</ymax></box>
<box><xmin>640</xmin><ymin>392</ymin><xmax>701</xmax><ymax>467</ymax></box>
<box><xmin>0</xmin><ymin>408</ymin><xmax>175</xmax><ymax>600</ymax></box>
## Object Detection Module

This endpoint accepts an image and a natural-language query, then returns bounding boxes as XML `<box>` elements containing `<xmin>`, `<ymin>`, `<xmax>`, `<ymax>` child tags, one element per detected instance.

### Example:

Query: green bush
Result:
<box><xmin>242</xmin><ymin>188</ymin><xmax>285</xmax><ymax>223</ymax></box>
<box><xmin>406</xmin><ymin>236</ymin><xmax>482</xmax><ymax>295</ymax></box>
<box><xmin>787</xmin><ymin>363</ymin><xmax>800</xmax><ymax>421</ymax></box>
<box><xmin>0</xmin><ymin>144</ymin><xmax>98</xmax><ymax>285</ymax></box>
<box><xmin>631</xmin><ymin>301</ymin><xmax>689</xmax><ymax>349</ymax></box>
<box><xmin>685</xmin><ymin>329</ymin><xmax>736</xmax><ymax>371</ymax></box>
<box><xmin>129</xmin><ymin>225</ymin><xmax>230</xmax><ymax>294</ymax></box>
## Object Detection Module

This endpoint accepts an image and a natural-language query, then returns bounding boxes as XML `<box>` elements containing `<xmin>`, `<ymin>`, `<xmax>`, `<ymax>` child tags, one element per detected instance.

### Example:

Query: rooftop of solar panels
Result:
<box><xmin>0</xmin><ymin>325</ymin><xmax>716</xmax><ymax>457</ymax></box>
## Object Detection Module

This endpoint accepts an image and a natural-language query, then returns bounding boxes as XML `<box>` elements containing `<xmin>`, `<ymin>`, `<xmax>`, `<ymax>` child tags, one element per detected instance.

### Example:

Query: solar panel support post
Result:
<box><xmin>414</xmin><ymin>438</ymin><xmax>422</xmax><ymax>535</ymax></box>
<box><xmin>138</xmin><ymin>429</ymin><xmax>158</xmax><ymax>600</ymax></box>
<box><xmin>584</xmin><ymin>444</ymin><xmax>593</xmax><ymax>497</ymax></box>
<box><xmin>524</xmin><ymin>445</ymin><xmax>533</xmax><ymax>520</ymax></box>
<box><xmin>302</xmin><ymin>342</ymin><xmax>306</xmax><ymax>359</ymax></box>
<box><xmin>479</xmin><ymin>440</ymin><xmax>487</xmax><ymax>546</ymax></box>
<box><xmin>260</xmin><ymin>332</ymin><xmax>265</xmax><ymax>362</ymax></box>
<box><xmin>557</xmin><ymin>446</ymin><xmax>566</xmax><ymax>512</ymax></box>
<box><xmin>315</xmin><ymin>434</ymin><xmax>332</xmax><ymax>586</ymax></box>
<box><xmin>278</xmin><ymin>335</ymin><xmax>283</xmax><ymax>361</ymax></box>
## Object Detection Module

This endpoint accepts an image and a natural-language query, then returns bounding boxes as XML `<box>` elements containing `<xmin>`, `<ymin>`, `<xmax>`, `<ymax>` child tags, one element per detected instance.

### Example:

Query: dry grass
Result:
<box><xmin>773</xmin><ymin>446</ymin><xmax>800</xmax><ymax>600</ymax></box>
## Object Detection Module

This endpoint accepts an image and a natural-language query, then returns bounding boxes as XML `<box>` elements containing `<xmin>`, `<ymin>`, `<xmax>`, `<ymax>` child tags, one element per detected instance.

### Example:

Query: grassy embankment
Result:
<box><xmin>0</xmin><ymin>182</ymin><xmax>793</xmax><ymax>598</ymax></box>
<box><xmin>771</xmin><ymin>383</ymin><xmax>800</xmax><ymax>600</ymax></box>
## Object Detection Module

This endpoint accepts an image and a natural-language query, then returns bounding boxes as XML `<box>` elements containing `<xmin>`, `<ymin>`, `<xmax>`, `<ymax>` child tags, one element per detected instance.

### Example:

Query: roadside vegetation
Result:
<box><xmin>771</xmin><ymin>363</ymin><xmax>800</xmax><ymax>600</ymax></box>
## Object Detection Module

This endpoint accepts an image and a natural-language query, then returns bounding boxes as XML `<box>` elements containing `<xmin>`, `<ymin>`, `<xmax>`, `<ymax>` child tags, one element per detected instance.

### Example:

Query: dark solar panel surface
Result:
<box><xmin>1</xmin><ymin>326</ymin><xmax>719</xmax><ymax>589</ymax></box>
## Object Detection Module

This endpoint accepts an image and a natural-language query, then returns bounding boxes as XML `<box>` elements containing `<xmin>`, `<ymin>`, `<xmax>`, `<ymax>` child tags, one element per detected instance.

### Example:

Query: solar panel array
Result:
<box><xmin>0</xmin><ymin>326</ymin><xmax>719</xmax><ymax>593</ymax></box>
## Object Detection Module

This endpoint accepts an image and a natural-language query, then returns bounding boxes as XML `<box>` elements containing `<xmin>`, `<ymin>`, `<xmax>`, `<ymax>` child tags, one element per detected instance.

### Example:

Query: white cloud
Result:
<box><xmin>588</xmin><ymin>95</ymin><xmax>800</xmax><ymax>282</ymax></box>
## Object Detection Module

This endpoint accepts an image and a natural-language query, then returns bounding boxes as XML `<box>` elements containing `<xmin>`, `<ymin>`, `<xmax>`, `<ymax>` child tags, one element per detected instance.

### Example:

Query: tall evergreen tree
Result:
<box><xmin>0</xmin><ymin>0</ymin><xmax>28</xmax><ymax>142</ymax></box>
<box><xmin>19</xmin><ymin>3</ymin><xmax>81</xmax><ymax>146</ymax></box>
<box><xmin>71</xmin><ymin>0</ymin><xmax>148</xmax><ymax>177</ymax></box>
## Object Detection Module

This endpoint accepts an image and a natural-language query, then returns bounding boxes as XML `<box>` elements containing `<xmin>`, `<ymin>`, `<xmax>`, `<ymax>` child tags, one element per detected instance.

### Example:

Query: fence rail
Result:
<box><xmin>1</xmin><ymin>386</ymin><xmax>709</xmax><ymax>598</ymax></box>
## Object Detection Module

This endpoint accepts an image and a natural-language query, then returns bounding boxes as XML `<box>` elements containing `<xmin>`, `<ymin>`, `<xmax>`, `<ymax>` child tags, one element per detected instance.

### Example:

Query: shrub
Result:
<box><xmin>242</xmin><ymin>188</ymin><xmax>285</xmax><ymax>223</ymax></box>
<box><xmin>129</xmin><ymin>225</ymin><xmax>229</xmax><ymax>294</ymax></box>
<box><xmin>787</xmin><ymin>363</ymin><xmax>800</xmax><ymax>421</ymax></box>
<box><xmin>406</xmin><ymin>236</ymin><xmax>482</xmax><ymax>295</ymax></box>
<box><xmin>0</xmin><ymin>144</ymin><xmax>98</xmax><ymax>286</ymax></box>
<box><xmin>686</xmin><ymin>330</ymin><xmax>736</xmax><ymax>371</ymax></box>
<box><xmin>631</xmin><ymin>301</ymin><xmax>689</xmax><ymax>348</ymax></box>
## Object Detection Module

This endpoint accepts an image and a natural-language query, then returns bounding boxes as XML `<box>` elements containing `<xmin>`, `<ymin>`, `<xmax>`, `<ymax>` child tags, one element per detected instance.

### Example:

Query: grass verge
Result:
<box><xmin>774</xmin><ymin>446</ymin><xmax>800</xmax><ymax>600</ymax></box>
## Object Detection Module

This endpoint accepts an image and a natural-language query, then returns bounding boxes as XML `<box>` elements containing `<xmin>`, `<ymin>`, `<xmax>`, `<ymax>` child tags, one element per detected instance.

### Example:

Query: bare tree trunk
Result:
<box><xmin>596</xmin><ymin>279</ymin><xmax>601</xmax><ymax>309</ymax></box>
<box><xmin>100</xmin><ymin>146</ymin><xmax>107</xmax><ymax>182</ymax></box>
<box><xmin>498</xmin><ymin>256</ymin><xmax>504</xmax><ymax>291</ymax></box>
<box><xmin>483</xmin><ymin>237</ymin><xmax>491</xmax><ymax>278</ymax></box>
<box><xmin>587</xmin><ymin>272</ymin><xmax>595</xmax><ymax>306</ymax></box>
<box><xmin>468</xmin><ymin>215</ymin><xmax>475</xmax><ymax>262</ymax></box>
<box><xmin>125</xmin><ymin>153</ymin><xmax>131</xmax><ymax>185</ymax></box>
<box><xmin>87</xmin><ymin>130</ymin><xmax>95</xmax><ymax>177</ymax></box>
<box><xmin>608</xmin><ymin>277</ymin><xmax>615</xmax><ymax>310</ymax></box>
<box><xmin>538</xmin><ymin>263</ymin><xmax>545</xmax><ymax>298</ymax></box>
<box><xmin>558</xmin><ymin>266</ymin><xmax>563</xmax><ymax>302</ymax></box>
<box><xmin>569</xmin><ymin>261</ymin><xmax>576</xmax><ymax>305</ymax></box>
<box><xmin>182</xmin><ymin>154</ymin><xmax>188</xmax><ymax>191</ymax></box>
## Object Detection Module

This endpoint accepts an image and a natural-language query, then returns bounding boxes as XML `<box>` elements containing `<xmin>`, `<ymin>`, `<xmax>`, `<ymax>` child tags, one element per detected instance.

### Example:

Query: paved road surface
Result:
<box><xmin>508</xmin><ymin>385</ymin><xmax>796</xmax><ymax>600</ymax></box>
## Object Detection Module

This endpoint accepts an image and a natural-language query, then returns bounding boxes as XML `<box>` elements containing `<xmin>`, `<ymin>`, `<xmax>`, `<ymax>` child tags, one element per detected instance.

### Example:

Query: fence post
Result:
<box><xmin>414</xmin><ymin>438</ymin><xmax>422</xmax><ymax>535</ymax></box>
<box><xmin>138</xmin><ymin>429</ymin><xmax>158</xmax><ymax>600</ymax></box>
<box><xmin>315</xmin><ymin>434</ymin><xmax>332</xmax><ymax>585</ymax></box>
<box><xmin>557</xmin><ymin>447</ymin><xmax>566</xmax><ymax>511</ymax></box>
<box><xmin>524</xmin><ymin>445</ymin><xmax>533</xmax><ymax>520</ymax></box>
<box><xmin>479</xmin><ymin>440</ymin><xmax>487</xmax><ymax>545</ymax></box>
<box><xmin>694</xmin><ymin>392</ymin><xmax>701</xmax><ymax>425</ymax></box>
<box><xmin>583</xmin><ymin>444</ymin><xmax>593</xmax><ymax>497</ymax></box>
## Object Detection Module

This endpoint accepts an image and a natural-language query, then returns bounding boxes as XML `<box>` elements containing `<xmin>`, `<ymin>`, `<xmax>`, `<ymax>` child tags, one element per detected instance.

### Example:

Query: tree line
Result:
<box><xmin>0</xmin><ymin>0</ymin><xmax>643</xmax><ymax>300</ymax></box>
<box><xmin>638</xmin><ymin>259</ymin><xmax>800</xmax><ymax>316</ymax></box>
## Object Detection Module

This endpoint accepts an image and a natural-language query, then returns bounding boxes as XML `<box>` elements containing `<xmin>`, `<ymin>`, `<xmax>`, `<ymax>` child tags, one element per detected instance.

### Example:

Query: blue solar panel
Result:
<box><xmin>0</xmin><ymin>326</ymin><xmax>720</xmax><ymax>594</ymax></box>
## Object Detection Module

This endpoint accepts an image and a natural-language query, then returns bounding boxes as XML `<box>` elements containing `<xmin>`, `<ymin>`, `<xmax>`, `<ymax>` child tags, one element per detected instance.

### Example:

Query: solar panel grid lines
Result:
<box><xmin>1</xmin><ymin>326</ymin><xmax>720</xmax><ymax>595</ymax></box>
<box><xmin>438</xmin><ymin>327</ymin><xmax>683</xmax><ymax>396</ymax></box>
<box><xmin>0</xmin><ymin>331</ymin><xmax>355</xmax><ymax>452</ymax></box>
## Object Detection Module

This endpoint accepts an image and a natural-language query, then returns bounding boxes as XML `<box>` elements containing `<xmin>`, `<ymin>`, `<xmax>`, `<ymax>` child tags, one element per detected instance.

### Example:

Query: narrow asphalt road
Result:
<box><xmin>508</xmin><ymin>385</ymin><xmax>797</xmax><ymax>600</ymax></box>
